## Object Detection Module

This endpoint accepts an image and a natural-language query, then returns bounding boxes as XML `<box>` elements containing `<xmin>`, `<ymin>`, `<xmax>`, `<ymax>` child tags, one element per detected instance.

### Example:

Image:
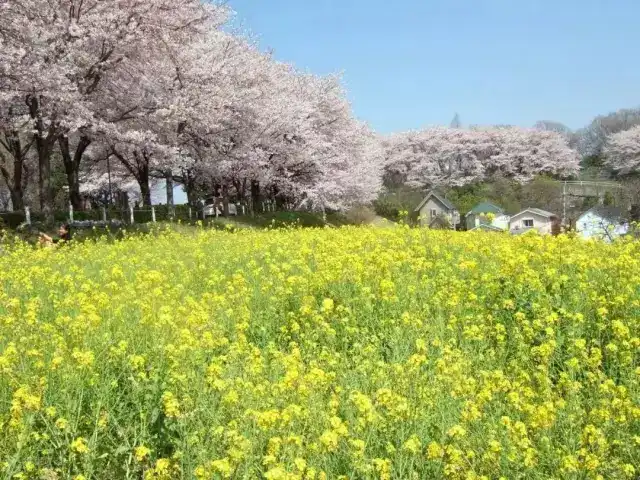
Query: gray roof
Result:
<box><xmin>514</xmin><ymin>207</ymin><xmax>557</xmax><ymax>218</ymax></box>
<box><xmin>415</xmin><ymin>190</ymin><xmax>456</xmax><ymax>212</ymax></box>
<box><xmin>583</xmin><ymin>205</ymin><xmax>625</xmax><ymax>221</ymax></box>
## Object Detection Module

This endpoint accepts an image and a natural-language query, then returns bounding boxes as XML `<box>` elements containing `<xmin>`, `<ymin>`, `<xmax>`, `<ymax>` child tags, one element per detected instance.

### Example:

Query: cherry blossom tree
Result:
<box><xmin>534</xmin><ymin>120</ymin><xmax>573</xmax><ymax>137</ymax></box>
<box><xmin>484</xmin><ymin>127</ymin><xmax>580</xmax><ymax>182</ymax></box>
<box><xmin>534</xmin><ymin>120</ymin><xmax>578</xmax><ymax>149</ymax></box>
<box><xmin>161</xmin><ymin>41</ymin><xmax>384</xmax><ymax>213</ymax></box>
<box><xmin>236</xmin><ymin>67</ymin><xmax>383</xmax><ymax>212</ymax></box>
<box><xmin>385</xmin><ymin>126</ymin><xmax>579</xmax><ymax>188</ymax></box>
<box><xmin>0</xmin><ymin>108</ymin><xmax>33</xmax><ymax>210</ymax></box>
<box><xmin>80</xmin><ymin>166</ymin><xmax>141</xmax><ymax>207</ymax></box>
<box><xmin>1</xmin><ymin>1</ymin><xmax>386</xmax><ymax>217</ymax></box>
<box><xmin>576</xmin><ymin>108</ymin><xmax>640</xmax><ymax>158</ymax></box>
<box><xmin>164</xmin><ymin>32</ymin><xmax>274</xmax><ymax>209</ymax></box>
<box><xmin>384</xmin><ymin>127</ymin><xmax>497</xmax><ymax>187</ymax></box>
<box><xmin>604</xmin><ymin>125</ymin><xmax>640</xmax><ymax>173</ymax></box>
<box><xmin>301</xmin><ymin>121</ymin><xmax>384</xmax><ymax>211</ymax></box>
<box><xmin>0</xmin><ymin>0</ymin><xmax>224</xmax><ymax>221</ymax></box>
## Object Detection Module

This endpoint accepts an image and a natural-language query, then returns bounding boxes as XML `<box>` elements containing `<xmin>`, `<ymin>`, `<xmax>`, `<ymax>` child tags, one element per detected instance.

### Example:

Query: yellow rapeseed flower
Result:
<box><xmin>70</xmin><ymin>437</ymin><xmax>89</xmax><ymax>454</ymax></box>
<box><xmin>1</xmin><ymin>226</ymin><xmax>639</xmax><ymax>479</ymax></box>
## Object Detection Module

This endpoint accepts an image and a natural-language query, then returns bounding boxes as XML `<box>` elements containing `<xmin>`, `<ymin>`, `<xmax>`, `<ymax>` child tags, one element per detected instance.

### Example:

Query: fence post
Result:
<box><xmin>69</xmin><ymin>202</ymin><xmax>74</xmax><ymax>223</ymax></box>
<box><xmin>129</xmin><ymin>205</ymin><xmax>134</xmax><ymax>224</ymax></box>
<box><xmin>102</xmin><ymin>206</ymin><xmax>107</xmax><ymax>223</ymax></box>
<box><xmin>188</xmin><ymin>207</ymin><xmax>192</xmax><ymax>221</ymax></box>
<box><xmin>151</xmin><ymin>206</ymin><xmax>156</xmax><ymax>223</ymax></box>
<box><xmin>25</xmin><ymin>206</ymin><xmax>31</xmax><ymax>225</ymax></box>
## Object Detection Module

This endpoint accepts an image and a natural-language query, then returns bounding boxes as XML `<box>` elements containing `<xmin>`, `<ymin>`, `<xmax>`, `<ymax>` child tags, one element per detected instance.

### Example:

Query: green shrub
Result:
<box><xmin>344</xmin><ymin>205</ymin><xmax>377</xmax><ymax>225</ymax></box>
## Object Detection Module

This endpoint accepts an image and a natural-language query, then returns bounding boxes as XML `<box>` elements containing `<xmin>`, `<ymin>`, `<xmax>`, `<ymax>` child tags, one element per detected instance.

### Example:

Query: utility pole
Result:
<box><xmin>562</xmin><ymin>181</ymin><xmax>567</xmax><ymax>227</ymax></box>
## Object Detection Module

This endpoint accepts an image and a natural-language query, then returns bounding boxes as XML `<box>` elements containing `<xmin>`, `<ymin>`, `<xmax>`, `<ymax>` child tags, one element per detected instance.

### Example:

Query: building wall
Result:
<box><xmin>418</xmin><ymin>197</ymin><xmax>449</xmax><ymax>226</ymax></box>
<box><xmin>466</xmin><ymin>214</ymin><xmax>478</xmax><ymax>231</ymax></box>
<box><xmin>510</xmin><ymin>211</ymin><xmax>553</xmax><ymax>234</ymax></box>
<box><xmin>577</xmin><ymin>212</ymin><xmax>627</xmax><ymax>241</ymax></box>
<box><xmin>494</xmin><ymin>214</ymin><xmax>510</xmax><ymax>230</ymax></box>
<box><xmin>466</xmin><ymin>213</ymin><xmax>510</xmax><ymax>231</ymax></box>
<box><xmin>578</xmin><ymin>211</ymin><xmax>603</xmax><ymax>239</ymax></box>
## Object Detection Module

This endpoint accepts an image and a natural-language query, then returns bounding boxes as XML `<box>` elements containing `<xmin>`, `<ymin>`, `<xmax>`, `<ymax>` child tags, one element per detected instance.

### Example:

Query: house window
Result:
<box><xmin>430</xmin><ymin>209</ymin><xmax>437</xmax><ymax>219</ymax></box>
<box><xmin>523</xmin><ymin>219</ymin><xmax>534</xmax><ymax>228</ymax></box>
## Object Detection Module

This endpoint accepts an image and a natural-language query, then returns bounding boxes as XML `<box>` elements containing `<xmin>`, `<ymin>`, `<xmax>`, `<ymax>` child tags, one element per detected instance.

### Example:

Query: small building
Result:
<box><xmin>509</xmin><ymin>208</ymin><xmax>559</xmax><ymax>235</ymax></box>
<box><xmin>465</xmin><ymin>202</ymin><xmax>510</xmax><ymax>231</ymax></box>
<box><xmin>577</xmin><ymin>205</ymin><xmax>628</xmax><ymax>241</ymax></box>
<box><xmin>414</xmin><ymin>190</ymin><xmax>460</xmax><ymax>228</ymax></box>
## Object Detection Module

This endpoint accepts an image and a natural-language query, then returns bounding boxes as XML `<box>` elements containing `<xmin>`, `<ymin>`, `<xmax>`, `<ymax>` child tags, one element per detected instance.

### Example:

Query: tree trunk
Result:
<box><xmin>251</xmin><ymin>180</ymin><xmax>261</xmax><ymax>213</ymax></box>
<box><xmin>12</xmin><ymin>152</ymin><xmax>24</xmax><ymax>211</ymax></box>
<box><xmin>9</xmin><ymin>188</ymin><xmax>24</xmax><ymax>211</ymax></box>
<box><xmin>222</xmin><ymin>184</ymin><xmax>230</xmax><ymax>216</ymax></box>
<box><xmin>120</xmin><ymin>191</ymin><xmax>129</xmax><ymax>211</ymax></box>
<box><xmin>272</xmin><ymin>184</ymin><xmax>284</xmax><ymax>209</ymax></box>
<box><xmin>165</xmin><ymin>170</ymin><xmax>174</xmax><ymax>218</ymax></box>
<box><xmin>38</xmin><ymin>149</ymin><xmax>53</xmax><ymax>223</ymax></box>
<box><xmin>232</xmin><ymin>179</ymin><xmax>241</xmax><ymax>198</ymax></box>
<box><xmin>0</xmin><ymin>165</ymin><xmax>24</xmax><ymax>211</ymax></box>
<box><xmin>0</xmin><ymin>151</ymin><xmax>25</xmax><ymax>211</ymax></box>
<box><xmin>231</xmin><ymin>178</ymin><xmax>244</xmax><ymax>212</ymax></box>
<box><xmin>240</xmin><ymin>178</ymin><xmax>248</xmax><ymax>215</ymax></box>
<box><xmin>240</xmin><ymin>178</ymin><xmax>248</xmax><ymax>205</ymax></box>
<box><xmin>165</xmin><ymin>170</ymin><xmax>174</xmax><ymax>206</ymax></box>
<box><xmin>183</xmin><ymin>169</ymin><xmax>197</xmax><ymax>207</ymax></box>
<box><xmin>138</xmin><ymin>165</ymin><xmax>152</xmax><ymax>207</ymax></box>
<box><xmin>58</xmin><ymin>135</ymin><xmax>90</xmax><ymax>211</ymax></box>
<box><xmin>0</xmin><ymin>120</ymin><xmax>32</xmax><ymax>212</ymax></box>
<box><xmin>112</xmin><ymin>148</ymin><xmax>152</xmax><ymax>207</ymax></box>
<box><xmin>186</xmin><ymin>188</ymin><xmax>196</xmax><ymax>207</ymax></box>
<box><xmin>27</xmin><ymin>95</ymin><xmax>55</xmax><ymax>225</ymax></box>
<box><xmin>131</xmin><ymin>150</ymin><xmax>151</xmax><ymax>206</ymax></box>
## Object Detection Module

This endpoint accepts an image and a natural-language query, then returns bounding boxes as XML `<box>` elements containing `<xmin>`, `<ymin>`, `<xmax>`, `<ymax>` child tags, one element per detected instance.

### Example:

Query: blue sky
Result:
<box><xmin>228</xmin><ymin>0</ymin><xmax>640</xmax><ymax>133</ymax></box>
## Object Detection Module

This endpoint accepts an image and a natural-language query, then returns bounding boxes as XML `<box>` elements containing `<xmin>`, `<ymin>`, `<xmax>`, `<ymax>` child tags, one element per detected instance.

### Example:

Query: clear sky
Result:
<box><xmin>228</xmin><ymin>0</ymin><xmax>640</xmax><ymax>133</ymax></box>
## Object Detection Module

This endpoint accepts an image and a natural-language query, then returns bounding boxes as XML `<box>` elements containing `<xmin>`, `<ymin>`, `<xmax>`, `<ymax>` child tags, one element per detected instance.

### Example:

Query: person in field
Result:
<box><xmin>39</xmin><ymin>223</ymin><xmax>72</xmax><ymax>246</ymax></box>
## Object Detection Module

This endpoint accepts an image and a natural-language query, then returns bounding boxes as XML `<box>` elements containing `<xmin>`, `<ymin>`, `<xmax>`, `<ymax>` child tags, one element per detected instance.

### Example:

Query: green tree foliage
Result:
<box><xmin>443</xmin><ymin>176</ymin><xmax>522</xmax><ymax>215</ymax></box>
<box><xmin>374</xmin><ymin>186</ymin><xmax>425</xmax><ymax>221</ymax></box>
<box><xmin>603</xmin><ymin>191</ymin><xmax>615</xmax><ymax>206</ymax></box>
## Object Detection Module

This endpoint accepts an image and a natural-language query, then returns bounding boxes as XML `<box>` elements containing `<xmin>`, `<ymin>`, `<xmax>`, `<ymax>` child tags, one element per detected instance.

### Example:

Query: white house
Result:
<box><xmin>509</xmin><ymin>208</ymin><xmax>559</xmax><ymax>235</ymax></box>
<box><xmin>414</xmin><ymin>190</ymin><xmax>460</xmax><ymax>228</ymax></box>
<box><xmin>577</xmin><ymin>205</ymin><xmax>628</xmax><ymax>241</ymax></box>
<box><xmin>465</xmin><ymin>202</ymin><xmax>510</xmax><ymax>231</ymax></box>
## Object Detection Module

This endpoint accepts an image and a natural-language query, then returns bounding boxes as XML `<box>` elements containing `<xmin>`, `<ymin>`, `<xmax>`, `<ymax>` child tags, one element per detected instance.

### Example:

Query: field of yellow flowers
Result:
<box><xmin>0</xmin><ymin>226</ymin><xmax>639</xmax><ymax>480</ymax></box>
